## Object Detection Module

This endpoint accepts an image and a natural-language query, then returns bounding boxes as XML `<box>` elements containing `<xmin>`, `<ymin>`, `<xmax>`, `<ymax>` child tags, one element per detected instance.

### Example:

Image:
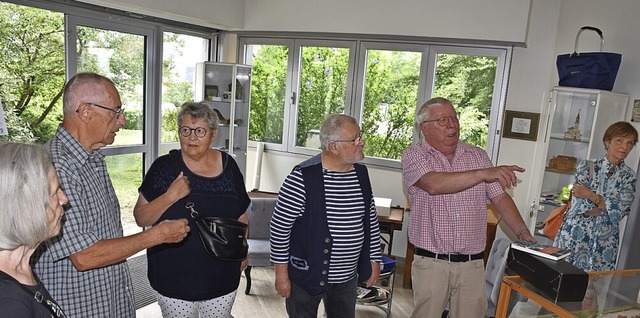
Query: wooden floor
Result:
<box><xmin>137</xmin><ymin>263</ymin><xmax>414</xmax><ymax>317</ymax></box>
<box><xmin>234</xmin><ymin>265</ymin><xmax>413</xmax><ymax>317</ymax></box>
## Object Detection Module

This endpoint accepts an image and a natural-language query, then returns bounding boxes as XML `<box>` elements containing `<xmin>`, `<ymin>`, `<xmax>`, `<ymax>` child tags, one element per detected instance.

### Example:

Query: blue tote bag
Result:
<box><xmin>556</xmin><ymin>26</ymin><xmax>621</xmax><ymax>91</ymax></box>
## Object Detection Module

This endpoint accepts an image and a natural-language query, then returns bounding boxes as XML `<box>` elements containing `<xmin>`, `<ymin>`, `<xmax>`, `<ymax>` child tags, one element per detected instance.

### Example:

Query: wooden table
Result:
<box><xmin>402</xmin><ymin>205</ymin><xmax>501</xmax><ymax>289</ymax></box>
<box><xmin>378</xmin><ymin>206</ymin><xmax>405</xmax><ymax>256</ymax></box>
<box><xmin>248</xmin><ymin>189</ymin><xmax>278</xmax><ymax>198</ymax></box>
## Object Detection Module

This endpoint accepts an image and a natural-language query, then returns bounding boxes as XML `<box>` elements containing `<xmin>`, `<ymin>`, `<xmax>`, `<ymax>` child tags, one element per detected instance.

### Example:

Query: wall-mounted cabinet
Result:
<box><xmin>532</xmin><ymin>87</ymin><xmax>628</xmax><ymax>244</ymax></box>
<box><xmin>194</xmin><ymin>62</ymin><xmax>252</xmax><ymax>177</ymax></box>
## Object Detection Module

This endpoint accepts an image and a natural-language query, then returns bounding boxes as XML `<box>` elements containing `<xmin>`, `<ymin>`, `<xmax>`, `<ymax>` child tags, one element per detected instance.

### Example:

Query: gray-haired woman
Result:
<box><xmin>134</xmin><ymin>102</ymin><xmax>250</xmax><ymax>317</ymax></box>
<box><xmin>0</xmin><ymin>142</ymin><xmax>69</xmax><ymax>317</ymax></box>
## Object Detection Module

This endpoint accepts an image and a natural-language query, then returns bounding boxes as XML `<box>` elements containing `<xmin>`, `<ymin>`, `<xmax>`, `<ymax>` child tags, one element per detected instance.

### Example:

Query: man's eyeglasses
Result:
<box><xmin>179</xmin><ymin>126</ymin><xmax>209</xmax><ymax>138</ymax></box>
<box><xmin>422</xmin><ymin>115</ymin><xmax>459</xmax><ymax>127</ymax></box>
<box><xmin>331</xmin><ymin>132</ymin><xmax>364</xmax><ymax>145</ymax></box>
<box><xmin>80</xmin><ymin>102</ymin><xmax>124</xmax><ymax>119</ymax></box>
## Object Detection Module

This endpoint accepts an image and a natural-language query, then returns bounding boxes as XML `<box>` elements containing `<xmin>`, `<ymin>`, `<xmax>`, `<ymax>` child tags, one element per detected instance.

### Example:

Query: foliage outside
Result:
<box><xmin>0</xmin><ymin>3</ymin><xmax>65</xmax><ymax>142</ymax></box>
<box><xmin>248</xmin><ymin>46</ymin><xmax>497</xmax><ymax>160</ymax></box>
<box><xmin>0</xmin><ymin>3</ymin><xmax>195</xmax><ymax>235</ymax></box>
<box><xmin>0</xmin><ymin>4</ymin><xmax>190</xmax><ymax>144</ymax></box>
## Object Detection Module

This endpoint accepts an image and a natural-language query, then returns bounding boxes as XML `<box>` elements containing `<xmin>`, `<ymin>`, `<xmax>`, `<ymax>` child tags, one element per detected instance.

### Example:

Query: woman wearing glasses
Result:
<box><xmin>134</xmin><ymin>102</ymin><xmax>250</xmax><ymax>318</ymax></box>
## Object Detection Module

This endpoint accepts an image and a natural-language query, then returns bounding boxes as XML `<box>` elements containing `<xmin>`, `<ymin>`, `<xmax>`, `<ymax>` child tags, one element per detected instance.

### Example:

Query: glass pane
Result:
<box><xmin>361</xmin><ymin>49</ymin><xmax>421</xmax><ymax>160</ymax></box>
<box><xmin>433</xmin><ymin>53</ymin><xmax>497</xmax><ymax>149</ymax></box>
<box><xmin>161</xmin><ymin>32</ymin><xmax>209</xmax><ymax>143</ymax></box>
<box><xmin>244</xmin><ymin>44</ymin><xmax>288</xmax><ymax>144</ymax></box>
<box><xmin>76</xmin><ymin>26</ymin><xmax>145</xmax><ymax>146</ymax></box>
<box><xmin>0</xmin><ymin>3</ymin><xmax>65</xmax><ymax>143</ymax></box>
<box><xmin>105</xmin><ymin>153</ymin><xmax>143</xmax><ymax>236</ymax></box>
<box><xmin>296</xmin><ymin>46</ymin><xmax>350</xmax><ymax>148</ymax></box>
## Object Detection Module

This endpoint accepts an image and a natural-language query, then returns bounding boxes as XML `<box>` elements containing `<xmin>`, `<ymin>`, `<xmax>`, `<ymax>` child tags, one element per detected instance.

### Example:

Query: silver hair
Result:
<box><xmin>63</xmin><ymin>72</ymin><xmax>116</xmax><ymax>116</ymax></box>
<box><xmin>319</xmin><ymin>114</ymin><xmax>358</xmax><ymax>151</ymax></box>
<box><xmin>177</xmin><ymin>101</ymin><xmax>220</xmax><ymax>131</ymax></box>
<box><xmin>0</xmin><ymin>142</ymin><xmax>54</xmax><ymax>250</ymax></box>
<box><xmin>416</xmin><ymin>97</ymin><xmax>454</xmax><ymax>123</ymax></box>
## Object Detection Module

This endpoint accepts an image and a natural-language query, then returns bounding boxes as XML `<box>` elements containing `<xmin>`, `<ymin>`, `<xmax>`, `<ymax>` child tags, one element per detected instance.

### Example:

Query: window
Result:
<box><xmin>1</xmin><ymin>1</ymin><xmax>214</xmax><ymax>236</ymax></box>
<box><xmin>240</xmin><ymin>37</ymin><xmax>510</xmax><ymax>166</ymax></box>
<box><xmin>72</xmin><ymin>23</ymin><xmax>148</xmax><ymax>146</ymax></box>
<box><xmin>429</xmin><ymin>46</ymin><xmax>508</xmax><ymax>160</ymax></box>
<box><xmin>160</xmin><ymin>32</ymin><xmax>210</xmax><ymax>145</ymax></box>
<box><xmin>242</xmin><ymin>41</ymin><xmax>291</xmax><ymax>145</ymax></box>
<box><xmin>0</xmin><ymin>2</ymin><xmax>65</xmax><ymax>143</ymax></box>
<box><xmin>293</xmin><ymin>41</ymin><xmax>355</xmax><ymax>150</ymax></box>
<box><xmin>358</xmin><ymin>44</ymin><xmax>423</xmax><ymax>161</ymax></box>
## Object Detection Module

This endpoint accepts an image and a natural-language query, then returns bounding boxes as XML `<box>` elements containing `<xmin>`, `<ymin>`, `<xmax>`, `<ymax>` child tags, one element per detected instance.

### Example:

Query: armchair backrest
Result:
<box><xmin>248</xmin><ymin>197</ymin><xmax>277</xmax><ymax>240</ymax></box>
<box><xmin>485</xmin><ymin>237</ymin><xmax>512</xmax><ymax>317</ymax></box>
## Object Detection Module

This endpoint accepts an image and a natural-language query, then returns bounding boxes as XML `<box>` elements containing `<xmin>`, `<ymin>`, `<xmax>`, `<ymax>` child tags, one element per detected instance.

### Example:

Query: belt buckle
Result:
<box><xmin>449</xmin><ymin>253</ymin><xmax>470</xmax><ymax>262</ymax></box>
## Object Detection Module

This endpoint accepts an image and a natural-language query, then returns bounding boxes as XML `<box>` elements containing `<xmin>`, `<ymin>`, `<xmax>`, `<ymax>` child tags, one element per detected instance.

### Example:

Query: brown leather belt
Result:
<box><xmin>415</xmin><ymin>247</ymin><xmax>484</xmax><ymax>262</ymax></box>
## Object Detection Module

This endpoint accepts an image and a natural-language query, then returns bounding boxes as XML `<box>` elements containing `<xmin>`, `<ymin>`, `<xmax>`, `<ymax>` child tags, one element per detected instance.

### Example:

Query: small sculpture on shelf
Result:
<box><xmin>211</xmin><ymin>108</ymin><xmax>243</xmax><ymax>126</ymax></box>
<box><xmin>564</xmin><ymin>110</ymin><xmax>582</xmax><ymax>140</ymax></box>
<box><xmin>235</xmin><ymin>79</ymin><xmax>244</xmax><ymax>100</ymax></box>
<box><xmin>212</xmin><ymin>108</ymin><xmax>230</xmax><ymax>125</ymax></box>
<box><xmin>547</xmin><ymin>155</ymin><xmax>577</xmax><ymax>172</ymax></box>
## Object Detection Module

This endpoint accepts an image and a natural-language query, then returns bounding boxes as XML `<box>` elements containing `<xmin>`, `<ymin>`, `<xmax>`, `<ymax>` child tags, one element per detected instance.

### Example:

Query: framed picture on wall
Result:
<box><xmin>502</xmin><ymin>110</ymin><xmax>540</xmax><ymax>141</ymax></box>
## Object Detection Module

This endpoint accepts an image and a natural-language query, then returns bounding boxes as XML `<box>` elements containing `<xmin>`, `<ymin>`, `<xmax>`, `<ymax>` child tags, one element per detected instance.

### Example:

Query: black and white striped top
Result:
<box><xmin>270</xmin><ymin>168</ymin><xmax>381</xmax><ymax>283</ymax></box>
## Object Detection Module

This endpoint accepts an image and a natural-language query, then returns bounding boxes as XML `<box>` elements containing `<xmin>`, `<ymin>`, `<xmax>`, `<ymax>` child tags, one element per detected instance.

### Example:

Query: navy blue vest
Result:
<box><xmin>287</xmin><ymin>154</ymin><xmax>373</xmax><ymax>295</ymax></box>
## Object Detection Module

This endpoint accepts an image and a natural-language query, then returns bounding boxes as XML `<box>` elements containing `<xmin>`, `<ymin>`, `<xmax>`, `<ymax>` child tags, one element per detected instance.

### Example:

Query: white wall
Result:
<box><xmin>496</xmin><ymin>0</ymin><xmax>562</xmax><ymax>238</ymax></box>
<box><xmin>552</xmin><ymin>0</ymin><xmax>640</xmax><ymax>168</ymax></box>
<box><xmin>243</xmin><ymin>0</ymin><xmax>531</xmax><ymax>44</ymax></box>
<box><xmin>75</xmin><ymin>0</ymin><xmax>245</xmax><ymax>29</ymax></box>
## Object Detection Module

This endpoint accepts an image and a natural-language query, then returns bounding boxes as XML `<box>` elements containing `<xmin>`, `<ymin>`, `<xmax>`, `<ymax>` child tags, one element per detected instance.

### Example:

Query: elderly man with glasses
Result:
<box><xmin>33</xmin><ymin>72</ymin><xmax>190</xmax><ymax>318</ymax></box>
<box><xmin>402</xmin><ymin>97</ymin><xmax>534</xmax><ymax>318</ymax></box>
<box><xmin>270</xmin><ymin>114</ymin><xmax>382</xmax><ymax>318</ymax></box>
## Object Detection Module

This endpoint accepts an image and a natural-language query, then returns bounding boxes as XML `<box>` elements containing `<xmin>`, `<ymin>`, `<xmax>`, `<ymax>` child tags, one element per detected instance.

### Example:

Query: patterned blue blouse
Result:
<box><xmin>554</xmin><ymin>156</ymin><xmax>636</xmax><ymax>271</ymax></box>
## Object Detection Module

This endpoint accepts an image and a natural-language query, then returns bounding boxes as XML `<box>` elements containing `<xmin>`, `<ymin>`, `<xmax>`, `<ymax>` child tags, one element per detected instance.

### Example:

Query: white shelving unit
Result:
<box><xmin>194</xmin><ymin>62</ymin><xmax>252</xmax><ymax>177</ymax></box>
<box><xmin>532</xmin><ymin>86</ymin><xmax>628</xmax><ymax>245</ymax></box>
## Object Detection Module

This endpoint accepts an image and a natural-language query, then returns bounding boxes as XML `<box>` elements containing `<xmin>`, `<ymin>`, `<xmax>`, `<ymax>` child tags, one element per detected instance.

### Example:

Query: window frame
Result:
<box><xmin>158</xmin><ymin>28</ymin><xmax>217</xmax><ymax>155</ymax></box>
<box><xmin>65</xmin><ymin>14</ymin><xmax>157</xmax><ymax>172</ymax></box>
<box><xmin>5</xmin><ymin>0</ymin><xmax>217</xmax><ymax>172</ymax></box>
<box><xmin>352</xmin><ymin>41</ymin><xmax>429</xmax><ymax>168</ymax></box>
<box><xmin>425</xmin><ymin>44</ymin><xmax>511</xmax><ymax>162</ymax></box>
<box><xmin>238</xmin><ymin>35</ymin><xmax>513</xmax><ymax>169</ymax></box>
<box><xmin>238</xmin><ymin>37</ymin><xmax>295</xmax><ymax>153</ymax></box>
<box><xmin>288</xmin><ymin>38</ymin><xmax>358</xmax><ymax>156</ymax></box>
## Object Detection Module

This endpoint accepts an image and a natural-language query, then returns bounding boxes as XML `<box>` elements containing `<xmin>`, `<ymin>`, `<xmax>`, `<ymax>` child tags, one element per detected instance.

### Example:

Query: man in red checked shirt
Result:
<box><xmin>402</xmin><ymin>97</ymin><xmax>534</xmax><ymax>318</ymax></box>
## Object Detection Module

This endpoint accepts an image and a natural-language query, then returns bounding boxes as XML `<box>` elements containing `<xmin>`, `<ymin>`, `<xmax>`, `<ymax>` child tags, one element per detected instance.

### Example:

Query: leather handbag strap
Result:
<box><xmin>0</xmin><ymin>270</ymin><xmax>67</xmax><ymax>317</ymax></box>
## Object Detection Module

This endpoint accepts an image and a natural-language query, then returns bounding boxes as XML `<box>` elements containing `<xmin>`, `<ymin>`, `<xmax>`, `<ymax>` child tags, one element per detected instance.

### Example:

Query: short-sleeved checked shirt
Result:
<box><xmin>33</xmin><ymin>125</ymin><xmax>135</xmax><ymax>318</ymax></box>
<box><xmin>402</xmin><ymin>140</ymin><xmax>503</xmax><ymax>254</ymax></box>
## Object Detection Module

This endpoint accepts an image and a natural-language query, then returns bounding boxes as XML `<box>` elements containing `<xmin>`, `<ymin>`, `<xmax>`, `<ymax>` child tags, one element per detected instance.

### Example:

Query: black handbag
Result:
<box><xmin>185</xmin><ymin>201</ymin><xmax>248</xmax><ymax>261</ymax></box>
<box><xmin>556</xmin><ymin>26</ymin><xmax>621</xmax><ymax>91</ymax></box>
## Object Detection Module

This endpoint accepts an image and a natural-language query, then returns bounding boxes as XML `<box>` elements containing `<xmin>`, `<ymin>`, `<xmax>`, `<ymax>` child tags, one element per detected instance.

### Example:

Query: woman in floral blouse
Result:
<box><xmin>554</xmin><ymin>121</ymin><xmax>638</xmax><ymax>272</ymax></box>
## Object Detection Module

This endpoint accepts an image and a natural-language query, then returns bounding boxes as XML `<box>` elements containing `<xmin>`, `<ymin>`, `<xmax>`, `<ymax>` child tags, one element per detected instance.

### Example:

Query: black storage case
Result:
<box><xmin>506</xmin><ymin>248</ymin><xmax>589</xmax><ymax>302</ymax></box>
